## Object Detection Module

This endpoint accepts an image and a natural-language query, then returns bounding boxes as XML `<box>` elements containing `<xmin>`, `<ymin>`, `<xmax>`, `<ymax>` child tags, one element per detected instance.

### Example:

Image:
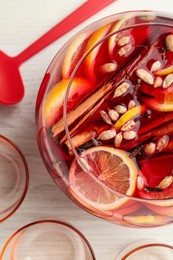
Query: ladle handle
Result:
<box><xmin>16</xmin><ymin>0</ymin><xmax>115</xmax><ymax>64</ymax></box>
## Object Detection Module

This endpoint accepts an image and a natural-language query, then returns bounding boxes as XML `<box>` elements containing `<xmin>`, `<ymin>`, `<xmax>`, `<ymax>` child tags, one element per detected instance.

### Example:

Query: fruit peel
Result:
<box><xmin>43</xmin><ymin>77</ymin><xmax>92</xmax><ymax>128</ymax></box>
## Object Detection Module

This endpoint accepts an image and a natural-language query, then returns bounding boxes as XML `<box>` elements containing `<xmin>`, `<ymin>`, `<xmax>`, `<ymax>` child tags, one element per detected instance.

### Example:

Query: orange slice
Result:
<box><xmin>113</xmin><ymin>104</ymin><xmax>147</xmax><ymax>131</ymax></box>
<box><xmin>62</xmin><ymin>33</ymin><xmax>89</xmax><ymax>79</ymax></box>
<box><xmin>108</xmin><ymin>14</ymin><xmax>133</xmax><ymax>58</ymax></box>
<box><xmin>68</xmin><ymin>187</ymin><xmax>114</xmax><ymax>219</ymax></box>
<box><xmin>43</xmin><ymin>77</ymin><xmax>92</xmax><ymax>128</ymax></box>
<box><xmin>123</xmin><ymin>214</ymin><xmax>172</xmax><ymax>227</ymax></box>
<box><xmin>142</xmin><ymin>87</ymin><xmax>173</xmax><ymax>112</ymax></box>
<box><xmin>68</xmin><ymin>146</ymin><xmax>137</xmax><ymax>211</ymax></box>
<box><xmin>83</xmin><ymin>23</ymin><xmax>111</xmax><ymax>80</ymax></box>
<box><xmin>153</xmin><ymin>65</ymin><xmax>173</xmax><ymax>76</ymax></box>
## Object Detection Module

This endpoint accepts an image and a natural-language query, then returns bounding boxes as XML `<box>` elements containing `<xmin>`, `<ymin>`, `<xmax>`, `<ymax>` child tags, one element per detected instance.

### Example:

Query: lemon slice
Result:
<box><xmin>113</xmin><ymin>104</ymin><xmax>147</xmax><ymax>131</ymax></box>
<box><xmin>123</xmin><ymin>214</ymin><xmax>172</xmax><ymax>227</ymax></box>
<box><xmin>68</xmin><ymin>146</ymin><xmax>137</xmax><ymax>211</ymax></box>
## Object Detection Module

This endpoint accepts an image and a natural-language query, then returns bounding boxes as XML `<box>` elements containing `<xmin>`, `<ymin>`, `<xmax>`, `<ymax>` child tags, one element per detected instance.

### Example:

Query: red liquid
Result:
<box><xmin>37</xmin><ymin>13</ymin><xmax>173</xmax><ymax>227</ymax></box>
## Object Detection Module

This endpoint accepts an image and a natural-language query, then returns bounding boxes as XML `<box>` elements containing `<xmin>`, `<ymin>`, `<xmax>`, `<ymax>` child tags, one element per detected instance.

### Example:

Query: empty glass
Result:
<box><xmin>115</xmin><ymin>240</ymin><xmax>173</xmax><ymax>259</ymax></box>
<box><xmin>0</xmin><ymin>220</ymin><xmax>96</xmax><ymax>260</ymax></box>
<box><xmin>0</xmin><ymin>135</ymin><xmax>29</xmax><ymax>222</ymax></box>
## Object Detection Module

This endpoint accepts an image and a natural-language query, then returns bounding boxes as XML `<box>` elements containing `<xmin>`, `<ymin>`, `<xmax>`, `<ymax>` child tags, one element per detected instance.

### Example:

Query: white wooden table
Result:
<box><xmin>0</xmin><ymin>0</ymin><xmax>173</xmax><ymax>259</ymax></box>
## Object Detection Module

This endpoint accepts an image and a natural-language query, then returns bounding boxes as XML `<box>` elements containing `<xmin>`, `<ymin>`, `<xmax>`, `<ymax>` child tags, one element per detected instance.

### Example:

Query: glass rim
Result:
<box><xmin>0</xmin><ymin>135</ymin><xmax>29</xmax><ymax>223</ymax></box>
<box><xmin>63</xmin><ymin>15</ymin><xmax>173</xmax><ymax>203</ymax></box>
<box><xmin>115</xmin><ymin>239</ymin><xmax>173</xmax><ymax>259</ymax></box>
<box><xmin>0</xmin><ymin>219</ymin><xmax>96</xmax><ymax>259</ymax></box>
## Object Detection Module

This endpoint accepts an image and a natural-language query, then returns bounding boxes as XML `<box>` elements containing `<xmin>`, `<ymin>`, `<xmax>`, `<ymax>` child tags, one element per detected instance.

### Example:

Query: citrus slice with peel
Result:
<box><xmin>62</xmin><ymin>33</ymin><xmax>89</xmax><ymax>79</ymax></box>
<box><xmin>113</xmin><ymin>104</ymin><xmax>147</xmax><ymax>131</ymax></box>
<box><xmin>108</xmin><ymin>14</ymin><xmax>133</xmax><ymax>58</ymax></box>
<box><xmin>153</xmin><ymin>65</ymin><xmax>173</xmax><ymax>76</ymax></box>
<box><xmin>43</xmin><ymin>77</ymin><xmax>92</xmax><ymax>128</ymax></box>
<box><xmin>142</xmin><ymin>87</ymin><xmax>173</xmax><ymax>112</ymax></box>
<box><xmin>68</xmin><ymin>146</ymin><xmax>137</xmax><ymax>211</ymax></box>
<box><xmin>123</xmin><ymin>214</ymin><xmax>172</xmax><ymax>227</ymax></box>
<box><xmin>83</xmin><ymin>23</ymin><xmax>111</xmax><ymax>80</ymax></box>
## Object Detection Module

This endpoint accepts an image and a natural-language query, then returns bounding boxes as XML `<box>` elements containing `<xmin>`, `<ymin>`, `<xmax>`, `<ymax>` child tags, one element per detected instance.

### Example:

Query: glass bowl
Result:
<box><xmin>0</xmin><ymin>135</ymin><xmax>29</xmax><ymax>222</ymax></box>
<box><xmin>0</xmin><ymin>220</ymin><xmax>96</xmax><ymax>260</ymax></box>
<box><xmin>115</xmin><ymin>240</ymin><xmax>173</xmax><ymax>259</ymax></box>
<box><xmin>36</xmin><ymin>10</ymin><xmax>173</xmax><ymax>227</ymax></box>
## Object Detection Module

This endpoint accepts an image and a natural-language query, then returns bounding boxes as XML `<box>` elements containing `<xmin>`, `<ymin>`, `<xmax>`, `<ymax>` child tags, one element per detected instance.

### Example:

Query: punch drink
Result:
<box><xmin>37</xmin><ymin>11</ymin><xmax>173</xmax><ymax>227</ymax></box>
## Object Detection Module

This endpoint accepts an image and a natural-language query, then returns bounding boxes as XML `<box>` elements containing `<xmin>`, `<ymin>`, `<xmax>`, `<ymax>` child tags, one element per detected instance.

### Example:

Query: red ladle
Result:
<box><xmin>0</xmin><ymin>0</ymin><xmax>115</xmax><ymax>105</ymax></box>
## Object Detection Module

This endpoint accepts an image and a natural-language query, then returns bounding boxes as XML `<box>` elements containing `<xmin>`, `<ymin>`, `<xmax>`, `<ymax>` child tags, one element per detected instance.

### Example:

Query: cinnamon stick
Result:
<box><xmin>51</xmin><ymin>28</ymin><xmax>161</xmax><ymax>138</ymax></box>
<box><xmin>59</xmin><ymin>91</ymin><xmax>110</xmax><ymax>143</ymax></box>
<box><xmin>51</xmin><ymin>82</ymin><xmax>113</xmax><ymax>137</ymax></box>
<box><xmin>64</xmin><ymin>123</ymin><xmax>109</xmax><ymax>154</ymax></box>
<box><xmin>138</xmin><ymin>112</ymin><xmax>173</xmax><ymax>135</ymax></box>
<box><xmin>122</xmin><ymin>121</ymin><xmax>173</xmax><ymax>151</ymax></box>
